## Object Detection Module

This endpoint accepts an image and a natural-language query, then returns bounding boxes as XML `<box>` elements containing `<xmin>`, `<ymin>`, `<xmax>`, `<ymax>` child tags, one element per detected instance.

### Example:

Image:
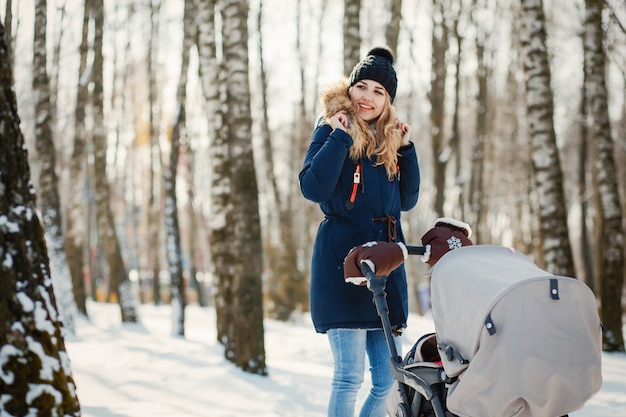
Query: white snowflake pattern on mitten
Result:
<box><xmin>447</xmin><ymin>236</ymin><xmax>462</xmax><ymax>250</ymax></box>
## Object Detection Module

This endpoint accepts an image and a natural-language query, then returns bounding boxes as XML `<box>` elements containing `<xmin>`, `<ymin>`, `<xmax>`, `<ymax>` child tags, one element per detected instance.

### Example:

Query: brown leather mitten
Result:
<box><xmin>343</xmin><ymin>241</ymin><xmax>408</xmax><ymax>286</ymax></box>
<box><xmin>420</xmin><ymin>218</ymin><xmax>473</xmax><ymax>266</ymax></box>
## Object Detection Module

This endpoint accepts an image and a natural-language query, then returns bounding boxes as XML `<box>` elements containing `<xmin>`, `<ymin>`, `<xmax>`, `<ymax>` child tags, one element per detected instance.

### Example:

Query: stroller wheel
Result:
<box><xmin>395</xmin><ymin>403</ymin><xmax>411</xmax><ymax>417</ymax></box>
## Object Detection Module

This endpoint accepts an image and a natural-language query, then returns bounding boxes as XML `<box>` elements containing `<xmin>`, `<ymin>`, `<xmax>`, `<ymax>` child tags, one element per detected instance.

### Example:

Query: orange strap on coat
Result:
<box><xmin>345</xmin><ymin>162</ymin><xmax>361</xmax><ymax>209</ymax></box>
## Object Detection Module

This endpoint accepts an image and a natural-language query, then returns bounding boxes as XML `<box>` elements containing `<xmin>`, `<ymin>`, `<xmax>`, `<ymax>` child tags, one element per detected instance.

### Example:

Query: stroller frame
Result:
<box><xmin>358</xmin><ymin>245</ymin><xmax>581</xmax><ymax>417</ymax></box>
<box><xmin>360</xmin><ymin>247</ymin><xmax>453</xmax><ymax>417</ymax></box>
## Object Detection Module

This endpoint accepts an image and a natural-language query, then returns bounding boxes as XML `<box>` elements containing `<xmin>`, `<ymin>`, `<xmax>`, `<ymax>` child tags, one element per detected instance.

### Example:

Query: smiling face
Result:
<box><xmin>349</xmin><ymin>79</ymin><xmax>388</xmax><ymax>122</ymax></box>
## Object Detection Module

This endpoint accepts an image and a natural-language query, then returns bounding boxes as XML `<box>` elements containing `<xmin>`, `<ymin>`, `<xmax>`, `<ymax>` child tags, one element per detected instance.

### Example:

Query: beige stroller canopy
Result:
<box><xmin>430</xmin><ymin>245</ymin><xmax>602</xmax><ymax>417</ymax></box>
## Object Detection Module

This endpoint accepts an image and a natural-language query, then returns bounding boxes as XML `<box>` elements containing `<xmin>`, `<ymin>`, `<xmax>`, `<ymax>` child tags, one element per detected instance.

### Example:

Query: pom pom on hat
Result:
<box><xmin>368</xmin><ymin>47</ymin><xmax>395</xmax><ymax>65</ymax></box>
<box><xmin>349</xmin><ymin>46</ymin><xmax>398</xmax><ymax>102</ymax></box>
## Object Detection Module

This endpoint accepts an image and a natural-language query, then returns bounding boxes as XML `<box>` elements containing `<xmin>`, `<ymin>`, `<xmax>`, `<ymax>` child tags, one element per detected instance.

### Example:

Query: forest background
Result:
<box><xmin>1</xmin><ymin>0</ymin><xmax>625</xmax><ymax>397</ymax></box>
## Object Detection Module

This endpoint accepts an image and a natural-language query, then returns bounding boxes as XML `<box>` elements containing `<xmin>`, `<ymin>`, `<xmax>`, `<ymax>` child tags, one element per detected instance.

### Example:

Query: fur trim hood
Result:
<box><xmin>319</xmin><ymin>79</ymin><xmax>370</xmax><ymax>148</ymax></box>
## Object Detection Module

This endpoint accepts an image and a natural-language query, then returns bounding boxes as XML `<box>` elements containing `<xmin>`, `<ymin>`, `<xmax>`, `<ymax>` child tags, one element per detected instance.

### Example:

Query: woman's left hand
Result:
<box><xmin>396</xmin><ymin>119</ymin><xmax>411</xmax><ymax>147</ymax></box>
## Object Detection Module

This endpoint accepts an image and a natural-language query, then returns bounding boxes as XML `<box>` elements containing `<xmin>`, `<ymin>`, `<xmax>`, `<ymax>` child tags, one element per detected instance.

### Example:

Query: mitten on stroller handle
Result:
<box><xmin>358</xmin><ymin>252</ymin><xmax>450</xmax><ymax>417</ymax></box>
<box><xmin>343</xmin><ymin>241</ymin><xmax>425</xmax><ymax>285</ymax></box>
<box><xmin>421</xmin><ymin>218</ymin><xmax>473</xmax><ymax>265</ymax></box>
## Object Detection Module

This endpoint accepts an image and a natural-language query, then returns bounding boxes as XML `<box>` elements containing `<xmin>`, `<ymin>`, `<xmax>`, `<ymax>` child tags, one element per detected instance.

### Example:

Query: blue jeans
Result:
<box><xmin>327</xmin><ymin>328</ymin><xmax>400</xmax><ymax>417</ymax></box>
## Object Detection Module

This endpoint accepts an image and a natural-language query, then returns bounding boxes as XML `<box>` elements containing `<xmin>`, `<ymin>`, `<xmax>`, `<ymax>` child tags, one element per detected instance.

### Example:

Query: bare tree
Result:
<box><xmin>196</xmin><ymin>0</ymin><xmax>220</xmax><ymax>126</ymax></box>
<box><xmin>90</xmin><ymin>0</ymin><xmax>138</xmax><ymax>322</ymax></box>
<box><xmin>519</xmin><ymin>0</ymin><xmax>575</xmax><ymax>277</ymax></box>
<box><xmin>498</xmin><ymin>7</ymin><xmax>531</xmax><ymax>254</ymax></box>
<box><xmin>0</xmin><ymin>21</ymin><xmax>80</xmax><ymax>415</ymax></box>
<box><xmin>216</xmin><ymin>0</ymin><xmax>266</xmax><ymax>375</ymax></box>
<box><xmin>429</xmin><ymin>0</ymin><xmax>450</xmax><ymax>217</ymax></box>
<box><xmin>3</xmin><ymin>0</ymin><xmax>13</xmax><ymax>76</ymax></box>
<box><xmin>49</xmin><ymin>2</ymin><xmax>65</xmax><ymax>125</ymax></box>
<box><xmin>65</xmin><ymin>0</ymin><xmax>90</xmax><ymax>317</ymax></box>
<box><xmin>190</xmin><ymin>1</ymin><xmax>218</xmax><ymax>310</ymax></box>
<box><xmin>344</xmin><ymin>0</ymin><xmax>361</xmax><ymax>74</ymax></box>
<box><xmin>576</xmin><ymin>39</ymin><xmax>595</xmax><ymax>290</ymax></box>
<box><xmin>197</xmin><ymin>0</ymin><xmax>266</xmax><ymax>374</ymax></box>
<box><xmin>259</xmin><ymin>0</ymin><xmax>308</xmax><ymax>321</ymax></box>
<box><xmin>196</xmin><ymin>0</ymin><xmax>232</xmax><ymax>346</ymax></box>
<box><xmin>148</xmin><ymin>0</ymin><xmax>163</xmax><ymax>305</ymax></box>
<box><xmin>467</xmin><ymin>0</ymin><xmax>493</xmax><ymax>243</ymax></box>
<box><xmin>32</xmin><ymin>0</ymin><xmax>78</xmax><ymax>334</ymax></box>
<box><xmin>185</xmin><ymin>149</ymin><xmax>208</xmax><ymax>307</ymax></box>
<box><xmin>163</xmin><ymin>0</ymin><xmax>196</xmax><ymax>336</ymax></box>
<box><xmin>297</xmin><ymin>0</ymin><xmax>327</xmax><ymax>308</ymax></box>
<box><xmin>449</xmin><ymin>3</ymin><xmax>465</xmax><ymax>222</ymax></box>
<box><xmin>385</xmin><ymin>0</ymin><xmax>403</xmax><ymax>54</ymax></box>
<box><xmin>584</xmin><ymin>0</ymin><xmax>625</xmax><ymax>352</ymax></box>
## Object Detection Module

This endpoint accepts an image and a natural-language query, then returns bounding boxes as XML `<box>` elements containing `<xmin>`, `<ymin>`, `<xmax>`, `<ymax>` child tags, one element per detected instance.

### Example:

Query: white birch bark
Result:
<box><xmin>520</xmin><ymin>0</ymin><xmax>575</xmax><ymax>277</ymax></box>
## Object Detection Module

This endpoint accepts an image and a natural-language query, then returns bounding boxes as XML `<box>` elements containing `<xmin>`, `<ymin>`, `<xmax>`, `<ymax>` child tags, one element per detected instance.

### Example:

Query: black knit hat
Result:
<box><xmin>349</xmin><ymin>46</ymin><xmax>398</xmax><ymax>102</ymax></box>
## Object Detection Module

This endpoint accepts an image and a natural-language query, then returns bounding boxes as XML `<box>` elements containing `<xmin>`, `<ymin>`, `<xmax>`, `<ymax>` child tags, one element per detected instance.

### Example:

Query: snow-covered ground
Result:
<box><xmin>65</xmin><ymin>301</ymin><xmax>626</xmax><ymax>417</ymax></box>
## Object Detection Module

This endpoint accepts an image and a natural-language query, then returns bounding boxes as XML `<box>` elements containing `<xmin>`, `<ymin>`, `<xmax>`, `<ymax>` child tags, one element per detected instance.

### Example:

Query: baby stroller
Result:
<box><xmin>345</xmin><ymin>227</ymin><xmax>603</xmax><ymax>417</ymax></box>
<box><xmin>348</xmin><ymin>242</ymin><xmax>453</xmax><ymax>417</ymax></box>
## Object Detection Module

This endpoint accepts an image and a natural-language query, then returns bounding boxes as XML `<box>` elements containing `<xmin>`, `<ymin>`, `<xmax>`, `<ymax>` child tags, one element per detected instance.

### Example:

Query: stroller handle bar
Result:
<box><xmin>360</xmin><ymin>260</ymin><xmax>449</xmax><ymax>417</ymax></box>
<box><xmin>406</xmin><ymin>245</ymin><xmax>426</xmax><ymax>256</ymax></box>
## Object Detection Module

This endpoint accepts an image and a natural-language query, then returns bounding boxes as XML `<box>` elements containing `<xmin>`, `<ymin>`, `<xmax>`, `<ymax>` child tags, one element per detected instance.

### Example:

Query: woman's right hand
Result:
<box><xmin>329</xmin><ymin>110</ymin><xmax>349</xmax><ymax>131</ymax></box>
<box><xmin>396</xmin><ymin>119</ymin><xmax>411</xmax><ymax>147</ymax></box>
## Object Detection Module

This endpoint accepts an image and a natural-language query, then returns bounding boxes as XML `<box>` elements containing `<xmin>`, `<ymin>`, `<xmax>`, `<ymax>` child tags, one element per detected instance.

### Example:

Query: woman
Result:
<box><xmin>299</xmin><ymin>46</ymin><xmax>420</xmax><ymax>417</ymax></box>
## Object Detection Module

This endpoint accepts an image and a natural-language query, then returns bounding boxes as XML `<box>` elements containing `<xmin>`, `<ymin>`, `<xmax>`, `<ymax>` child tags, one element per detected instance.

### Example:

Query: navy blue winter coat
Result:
<box><xmin>299</xmin><ymin>117</ymin><xmax>420</xmax><ymax>333</ymax></box>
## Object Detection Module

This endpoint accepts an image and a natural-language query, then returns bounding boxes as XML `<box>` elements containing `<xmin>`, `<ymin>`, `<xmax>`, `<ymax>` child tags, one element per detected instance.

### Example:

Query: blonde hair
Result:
<box><xmin>347</xmin><ymin>90</ymin><xmax>403</xmax><ymax>179</ymax></box>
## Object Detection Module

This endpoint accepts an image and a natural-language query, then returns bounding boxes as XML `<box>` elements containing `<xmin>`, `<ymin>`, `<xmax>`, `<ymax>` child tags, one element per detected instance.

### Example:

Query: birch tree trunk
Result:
<box><xmin>148</xmin><ymin>0</ymin><xmax>163</xmax><ymax>305</ymax></box>
<box><xmin>578</xmin><ymin>65</ymin><xmax>595</xmax><ymax>290</ymax></box>
<box><xmin>519</xmin><ymin>0</ymin><xmax>575</xmax><ymax>277</ymax></box>
<box><xmin>90</xmin><ymin>0</ymin><xmax>138</xmax><ymax>322</ymax></box>
<box><xmin>165</xmin><ymin>111</ymin><xmax>186</xmax><ymax>335</ymax></box>
<box><xmin>218</xmin><ymin>0</ymin><xmax>266</xmax><ymax>375</ymax></box>
<box><xmin>260</xmin><ymin>0</ymin><xmax>308</xmax><ymax>320</ymax></box>
<box><xmin>0</xmin><ymin>21</ymin><xmax>81</xmax><ymax>415</ymax></box>
<box><xmin>3</xmin><ymin>0</ymin><xmax>13</xmax><ymax>76</ymax></box>
<box><xmin>186</xmin><ymin>150</ymin><xmax>208</xmax><ymax>307</ymax></box>
<box><xmin>164</xmin><ymin>0</ymin><xmax>196</xmax><ymax>336</ymax></box>
<box><xmin>33</xmin><ymin>0</ymin><xmax>78</xmax><ymax>335</ymax></box>
<box><xmin>584</xmin><ymin>0</ymin><xmax>625</xmax><ymax>352</ymax></box>
<box><xmin>467</xmin><ymin>0</ymin><xmax>496</xmax><ymax>242</ymax></box>
<box><xmin>292</xmin><ymin>0</ymin><xmax>313</xmax><ymax>311</ymax></box>
<box><xmin>500</xmin><ymin>14</ymin><xmax>531</xmax><ymax>254</ymax></box>
<box><xmin>196</xmin><ymin>0</ymin><xmax>232</xmax><ymax>344</ymax></box>
<box><xmin>65</xmin><ymin>0</ymin><xmax>90</xmax><ymax>317</ymax></box>
<box><xmin>429</xmin><ymin>0</ymin><xmax>449</xmax><ymax>217</ymax></box>
<box><xmin>450</xmin><ymin>7</ymin><xmax>464</xmax><ymax>222</ymax></box>
<box><xmin>301</xmin><ymin>0</ymin><xmax>328</xmax><ymax>276</ymax></box>
<box><xmin>385</xmin><ymin>0</ymin><xmax>403</xmax><ymax>54</ymax></box>
<box><xmin>49</xmin><ymin>3</ymin><xmax>65</xmax><ymax>126</ymax></box>
<box><xmin>344</xmin><ymin>0</ymin><xmax>361</xmax><ymax>74</ymax></box>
